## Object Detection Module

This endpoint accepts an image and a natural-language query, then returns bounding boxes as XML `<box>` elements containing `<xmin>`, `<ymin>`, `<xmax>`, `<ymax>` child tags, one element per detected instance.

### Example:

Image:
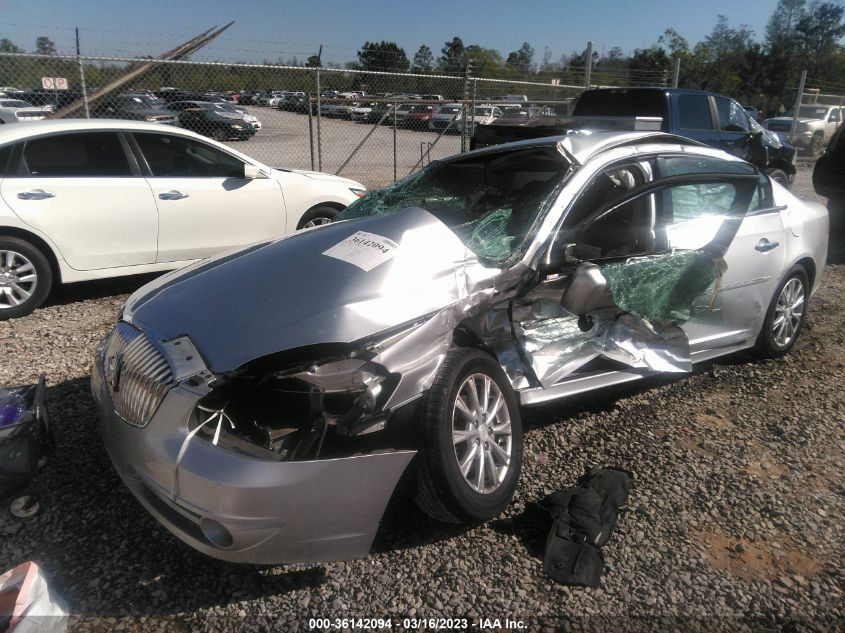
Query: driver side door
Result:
<box><xmin>513</xmin><ymin>157</ymin><xmax>762</xmax><ymax>388</ymax></box>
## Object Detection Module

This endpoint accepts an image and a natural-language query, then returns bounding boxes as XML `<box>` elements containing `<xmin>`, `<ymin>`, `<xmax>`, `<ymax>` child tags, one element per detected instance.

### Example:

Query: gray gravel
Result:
<box><xmin>0</xmin><ymin>164</ymin><xmax>843</xmax><ymax>632</ymax></box>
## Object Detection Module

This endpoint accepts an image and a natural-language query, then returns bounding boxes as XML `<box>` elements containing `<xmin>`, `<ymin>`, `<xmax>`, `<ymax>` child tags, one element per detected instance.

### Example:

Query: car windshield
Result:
<box><xmin>438</xmin><ymin>106</ymin><xmax>462</xmax><ymax>115</ymax></box>
<box><xmin>337</xmin><ymin>145</ymin><xmax>571</xmax><ymax>266</ymax></box>
<box><xmin>786</xmin><ymin>105</ymin><xmax>832</xmax><ymax>119</ymax></box>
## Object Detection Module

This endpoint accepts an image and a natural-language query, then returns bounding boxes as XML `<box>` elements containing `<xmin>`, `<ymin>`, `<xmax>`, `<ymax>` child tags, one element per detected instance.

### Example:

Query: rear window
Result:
<box><xmin>21</xmin><ymin>132</ymin><xmax>131</xmax><ymax>177</ymax></box>
<box><xmin>678</xmin><ymin>95</ymin><xmax>713</xmax><ymax>130</ymax></box>
<box><xmin>572</xmin><ymin>90</ymin><xmax>668</xmax><ymax>118</ymax></box>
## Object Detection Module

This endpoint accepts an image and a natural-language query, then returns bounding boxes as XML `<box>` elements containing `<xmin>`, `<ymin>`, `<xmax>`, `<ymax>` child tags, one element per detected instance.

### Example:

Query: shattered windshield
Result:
<box><xmin>337</xmin><ymin>146</ymin><xmax>572</xmax><ymax>266</ymax></box>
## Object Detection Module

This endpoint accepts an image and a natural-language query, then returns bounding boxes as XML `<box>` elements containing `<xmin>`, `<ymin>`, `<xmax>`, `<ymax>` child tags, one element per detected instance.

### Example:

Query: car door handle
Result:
<box><xmin>158</xmin><ymin>190</ymin><xmax>189</xmax><ymax>200</ymax></box>
<box><xmin>755</xmin><ymin>238</ymin><xmax>780</xmax><ymax>252</ymax></box>
<box><xmin>17</xmin><ymin>189</ymin><xmax>55</xmax><ymax>200</ymax></box>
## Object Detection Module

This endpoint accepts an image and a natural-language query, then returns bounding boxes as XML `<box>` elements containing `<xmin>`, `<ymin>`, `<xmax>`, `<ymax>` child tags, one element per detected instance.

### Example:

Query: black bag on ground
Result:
<box><xmin>538</xmin><ymin>467</ymin><xmax>633</xmax><ymax>587</ymax></box>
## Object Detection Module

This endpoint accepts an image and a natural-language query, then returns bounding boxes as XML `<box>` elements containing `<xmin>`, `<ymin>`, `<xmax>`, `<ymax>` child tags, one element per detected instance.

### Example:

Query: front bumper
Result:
<box><xmin>92</xmin><ymin>349</ymin><xmax>414</xmax><ymax>564</ymax></box>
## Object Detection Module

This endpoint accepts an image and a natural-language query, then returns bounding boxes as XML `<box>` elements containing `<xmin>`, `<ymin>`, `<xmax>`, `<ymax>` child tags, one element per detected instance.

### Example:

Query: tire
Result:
<box><xmin>0</xmin><ymin>237</ymin><xmax>53</xmax><ymax>320</ymax></box>
<box><xmin>296</xmin><ymin>205</ymin><xmax>340</xmax><ymax>230</ymax></box>
<box><xmin>414</xmin><ymin>348</ymin><xmax>523</xmax><ymax>523</ymax></box>
<box><xmin>807</xmin><ymin>134</ymin><xmax>823</xmax><ymax>157</ymax></box>
<box><xmin>753</xmin><ymin>265</ymin><xmax>809</xmax><ymax>358</ymax></box>
<box><xmin>766</xmin><ymin>168</ymin><xmax>789</xmax><ymax>188</ymax></box>
<box><xmin>213</xmin><ymin>127</ymin><xmax>229</xmax><ymax>142</ymax></box>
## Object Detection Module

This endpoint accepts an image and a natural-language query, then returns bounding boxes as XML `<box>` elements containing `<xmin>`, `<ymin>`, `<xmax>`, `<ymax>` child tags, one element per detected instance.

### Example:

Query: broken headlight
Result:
<box><xmin>191</xmin><ymin>357</ymin><xmax>395</xmax><ymax>461</ymax></box>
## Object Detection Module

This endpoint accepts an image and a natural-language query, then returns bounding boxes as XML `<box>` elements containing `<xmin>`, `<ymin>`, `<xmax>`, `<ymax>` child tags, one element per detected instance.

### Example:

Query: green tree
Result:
<box><xmin>0</xmin><ymin>38</ymin><xmax>24</xmax><ymax>53</ymax></box>
<box><xmin>439</xmin><ymin>36</ymin><xmax>466</xmax><ymax>73</ymax></box>
<box><xmin>505</xmin><ymin>42</ymin><xmax>535</xmax><ymax>72</ymax></box>
<box><xmin>465</xmin><ymin>44</ymin><xmax>503</xmax><ymax>75</ymax></box>
<box><xmin>412</xmin><ymin>45</ymin><xmax>433</xmax><ymax>72</ymax></box>
<box><xmin>35</xmin><ymin>36</ymin><xmax>56</xmax><ymax>55</ymax></box>
<box><xmin>629</xmin><ymin>47</ymin><xmax>671</xmax><ymax>85</ymax></box>
<box><xmin>765</xmin><ymin>0</ymin><xmax>805</xmax><ymax>47</ymax></box>
<box><xmin>356</xmin><ymin>41</ymin><xmax>410</xmax><ymax>72</ymax></box>
<box><xmin>794</xmin><ymin>2</ymin><xmax>845</xmax><ymax>76</ymax></box>
<box><xmin>658</xmin><ymin>28</ymin><xmax>690</xmax><ymax>57</ymax></box>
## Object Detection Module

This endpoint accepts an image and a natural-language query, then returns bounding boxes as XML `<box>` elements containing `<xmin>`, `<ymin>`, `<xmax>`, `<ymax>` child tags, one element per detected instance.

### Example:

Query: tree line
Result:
<box><xmin>352</xmin><ymin>0</ymin><xmax>845</xmax><ymax>111</ymax></box>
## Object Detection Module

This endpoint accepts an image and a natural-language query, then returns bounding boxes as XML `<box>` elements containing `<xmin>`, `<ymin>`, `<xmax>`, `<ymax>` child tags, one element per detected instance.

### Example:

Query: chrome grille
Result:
<box><xmin>103</xmin><ymin>322</ymin><xmax>174</xmax><ymax>427</ymax></box>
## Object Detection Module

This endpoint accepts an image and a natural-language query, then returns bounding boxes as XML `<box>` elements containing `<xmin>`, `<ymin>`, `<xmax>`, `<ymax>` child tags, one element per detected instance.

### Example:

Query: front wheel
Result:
<box><xmin>0</xmin><ymin>237</ymin><xmax>53</xmax><ymax>320</ymax></box>
<box><xmin>807</xmin><ymin>134</ymin><xmax>823</xmax><ymax>157</ymax></box>
<box><xmin>415</xmin><ymin>348</ymin><xmax>523</xmax><ymax>523</ymax></box>
<box><xmin>766</xmin><ymin>168</ymin><xmax>789</xmax><ymax>188</ymax></box>
<box><xmin>296</xmin><ymin>205</ymin><xmax>339</xmax><ymax>229</ymax></box>
<box><xmin>753</xmin><ymin>265</ymin><xmax>809</xmax><ymax>358</ymax></box>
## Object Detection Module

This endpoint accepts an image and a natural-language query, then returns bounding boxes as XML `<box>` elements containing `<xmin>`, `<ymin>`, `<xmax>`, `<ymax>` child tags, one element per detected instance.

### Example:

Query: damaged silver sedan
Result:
<box><xmin>92</xmin><ymin>131</ymin><xmax>829</xmax><ymax>564</ymax></box>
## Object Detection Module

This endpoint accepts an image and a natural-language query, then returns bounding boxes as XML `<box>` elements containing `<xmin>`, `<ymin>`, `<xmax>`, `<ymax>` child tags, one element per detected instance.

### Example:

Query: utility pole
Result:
<box><xmin>75</xmin><ymin>28</ymin><xmax>90</xmax><ymax>118</ymax></box>
<box><xmin>584</xmin><ymin>41</ymin><xmax>593</xmax><ymax>89</ymax></box>
<box><xmin>789</xmin><ymin>70</ymin><xmax>807</xmax><ymax>145</ymax></box>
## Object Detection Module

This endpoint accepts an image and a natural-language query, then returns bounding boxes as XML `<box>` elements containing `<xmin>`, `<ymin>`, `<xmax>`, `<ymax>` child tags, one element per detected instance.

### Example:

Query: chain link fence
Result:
<box><xmin>0</xmin><ymin>52</ymin><xmax>666</xmax><ymax>188</ymax></box>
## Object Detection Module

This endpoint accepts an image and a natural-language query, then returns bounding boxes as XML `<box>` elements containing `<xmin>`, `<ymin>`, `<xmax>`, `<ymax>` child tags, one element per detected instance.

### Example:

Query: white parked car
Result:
<box><xmin>0</xmin><ymin>120</ymin><xmax>366</xmax><ymax>319</ymax></box>
<box><xmin>0</xmin><ymin>99</ymin><xmax>50</xmax><ymax>123</ymax></box>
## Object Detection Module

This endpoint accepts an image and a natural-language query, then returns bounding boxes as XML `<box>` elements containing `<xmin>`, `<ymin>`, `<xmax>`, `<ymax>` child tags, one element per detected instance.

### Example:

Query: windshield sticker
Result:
<box><xmin>323</xmin><ymin>231</ymin><xmax>399</xmax><ymax>271</ymax></box>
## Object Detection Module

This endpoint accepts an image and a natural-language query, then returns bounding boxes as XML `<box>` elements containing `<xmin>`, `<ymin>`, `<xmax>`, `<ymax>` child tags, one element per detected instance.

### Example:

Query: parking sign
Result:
<box><xmin>41</xmin><ymin>77</ymin><xmax>68</xmax><ymax>90</ymax></box>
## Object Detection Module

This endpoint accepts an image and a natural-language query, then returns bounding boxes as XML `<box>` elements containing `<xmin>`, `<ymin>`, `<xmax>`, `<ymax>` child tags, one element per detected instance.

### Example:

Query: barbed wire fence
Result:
<box><xmin>0</xmin><ymin>46</ymin><xmax>672</xmax><ymax>189</ymax></box>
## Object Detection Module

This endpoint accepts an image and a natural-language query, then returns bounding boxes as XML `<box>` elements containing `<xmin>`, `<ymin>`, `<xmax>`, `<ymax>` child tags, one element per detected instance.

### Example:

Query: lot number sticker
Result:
<box><xmin>323</xmin><ymin>231</ymin><xmax>399</xmax><ymax>271</ymax></box>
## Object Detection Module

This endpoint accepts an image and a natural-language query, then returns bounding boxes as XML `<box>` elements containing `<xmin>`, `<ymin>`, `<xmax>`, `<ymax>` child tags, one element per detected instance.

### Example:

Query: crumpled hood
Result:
<box><xmin>125</xmin><ymin>208</ymin><xmax>498</xmax><ymax>374</ymax></box>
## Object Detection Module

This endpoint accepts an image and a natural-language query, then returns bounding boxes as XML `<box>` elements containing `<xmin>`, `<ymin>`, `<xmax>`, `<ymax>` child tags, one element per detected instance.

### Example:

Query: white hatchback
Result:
<box><xmin>0</xmin><ymin>119</ymin><xmax>366</xmax><ymax>319</ymax></box>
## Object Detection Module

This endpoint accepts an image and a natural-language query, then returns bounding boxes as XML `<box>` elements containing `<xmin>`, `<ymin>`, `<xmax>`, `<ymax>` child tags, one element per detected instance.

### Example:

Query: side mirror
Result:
<box><xmin>243</xmin><ymin>164</ymin><xmax>270</xmax><ymax>179</ymax></box>
<box><xmin>561</xmin><ymin>262</ymin><xmax>616</xmax><ymax>317</ymax></box>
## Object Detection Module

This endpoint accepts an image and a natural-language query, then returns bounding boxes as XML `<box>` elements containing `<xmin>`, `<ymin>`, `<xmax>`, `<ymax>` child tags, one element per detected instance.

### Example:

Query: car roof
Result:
<box><xmin>0</xmin><ymin>118</ymin><xmax>216</xmax><ymax>145</ymax></box>
<box><xmin>462</xmin><ymin>130</ymin><xmax>713</xmax><ymax>165</ymax></box>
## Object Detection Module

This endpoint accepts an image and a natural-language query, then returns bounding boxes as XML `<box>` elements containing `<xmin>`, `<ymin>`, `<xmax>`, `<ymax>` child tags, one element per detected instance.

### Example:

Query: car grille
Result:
<box><xmin>102</xmin><ymin>322</ymin><xmax>175</xmax><ymax>427</ymax></box>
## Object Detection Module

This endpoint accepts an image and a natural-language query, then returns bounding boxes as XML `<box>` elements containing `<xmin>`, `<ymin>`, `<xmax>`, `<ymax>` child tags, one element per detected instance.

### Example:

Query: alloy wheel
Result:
<box><xmin>303</xmin><ymin>216</ymin><xmax>333</xmax><ymax>228</ymax></box>
<box><xmin>772</xmin><ymin>277</ymin><xmax>804</xmax><ymax>347</ymax></box>
<box><xmin>0</xmin><ymin>250</ymin><xmax>38</xmax><ymax>310</ymax></box>
<box><xmin>452</xmin><ymin>373</ymin><xmax>513</xmax><ymax>494</ymax></box>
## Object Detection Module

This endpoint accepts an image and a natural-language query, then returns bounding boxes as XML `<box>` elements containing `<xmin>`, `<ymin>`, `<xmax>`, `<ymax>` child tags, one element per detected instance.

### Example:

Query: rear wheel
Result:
<box><xmin>0</xmin><ymin>237</ymin><xmax>53</xmax><ymax>320</ymax></box>
<box><xmin>296</xmin><ymin>205</ymin><xmax>339</xmax><ymax>229</ymax></box>
<box><xmin>753</xmin><ymin>265</ymin><xmax>809</xmax><ymax>358</ymax></box>
<box><xmin>415</xmin><ymin>348</ymin><xmax>523</xmax><ymax>523</ymax></box>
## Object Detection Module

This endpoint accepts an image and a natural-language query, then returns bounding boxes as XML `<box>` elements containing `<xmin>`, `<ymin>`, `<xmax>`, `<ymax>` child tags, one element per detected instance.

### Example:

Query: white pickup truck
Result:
<box><xmin>764</xmin><ymin>104</ymin><xmax>844</xmax><ymax>156</ymax></box>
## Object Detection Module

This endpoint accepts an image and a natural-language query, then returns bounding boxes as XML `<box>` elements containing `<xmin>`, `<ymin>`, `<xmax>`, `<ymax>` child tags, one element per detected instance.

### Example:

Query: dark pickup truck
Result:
<box><xmin>472</xmin><ymin>88</ymin><xmax>797</xmax><ymax>187</ymax></box>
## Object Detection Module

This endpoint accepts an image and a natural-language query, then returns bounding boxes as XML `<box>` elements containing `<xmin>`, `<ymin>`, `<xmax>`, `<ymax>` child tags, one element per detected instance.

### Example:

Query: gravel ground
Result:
<box><xmin>0</xmin><ymin>164</ymin><xmax>843</xmax><ymax>632</ymax></box>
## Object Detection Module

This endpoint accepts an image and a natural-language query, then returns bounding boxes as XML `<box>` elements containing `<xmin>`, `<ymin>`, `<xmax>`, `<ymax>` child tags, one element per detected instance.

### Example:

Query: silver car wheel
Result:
<box><xmin>772</xmin><ymin>277</ymin><xmax>804</xmax><ymax>347</ymax></box>
<box><xmin>0</xmin><ymin>250</ymin><xmax>38</xmax><ymax>309</ymax></box>
<box><xmin>303</xmin><ymin>216</ymin><xmax>333</xmax><ymax>228</ymax></box>
<box><xmin>452</xmin><ymin>373</ymin><xmax>512</xmax><ymax>495</ymax></box>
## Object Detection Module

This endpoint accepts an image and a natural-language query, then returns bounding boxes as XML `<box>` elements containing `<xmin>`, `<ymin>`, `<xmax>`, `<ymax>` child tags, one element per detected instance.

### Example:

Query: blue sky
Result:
<box><xmin>1</xmin><ymin>0</ymin><xmax>783</xmax><ymax>63</ymax></box>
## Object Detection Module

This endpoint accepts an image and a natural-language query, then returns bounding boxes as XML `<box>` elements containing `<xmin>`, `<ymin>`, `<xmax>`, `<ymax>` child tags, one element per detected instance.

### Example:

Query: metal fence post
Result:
<box><xmin>316</xmin><ymin>66</ymin><xmax>322</xmax><ymax>172</ymax></box>
<box><xmin>393</xmin><ymin>99</ymin><xmax>398</xmax><ymax>182</ymax></box>
<box><xmin>308</xmin><ymin>98</ymin><xmax>315</xmax><ymax>171</ymax></box>
<box><xmin>75</xmin><ymin>28</ymin><xmax>90</xmax><ymax>118</ymax></box>
<box><xmin>584</xmin><ymin>41</ymin><xmax>593</xmax><ymax>89</ymax></box>
<box><xmin>790</xmin><ymin>70</ymin><xmax>807</xmax><ymax>145</ymax></box>
<box><xmin>672</xmin><ymin>57</ymin><xmax>681</xmax><ymax>88</ymax></box>
<box><xmin>461</xmin><ymin>61</ymin><xmax>471</xmax><ymax>153</ymax></box>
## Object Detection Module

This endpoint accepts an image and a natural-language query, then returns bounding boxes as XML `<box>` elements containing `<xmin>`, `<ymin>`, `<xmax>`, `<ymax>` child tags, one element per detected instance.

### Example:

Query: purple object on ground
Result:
<box><xmin>0</xmin><ymin>391</ymin><xmax>26</xmax><ymax>428</ymax></box>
